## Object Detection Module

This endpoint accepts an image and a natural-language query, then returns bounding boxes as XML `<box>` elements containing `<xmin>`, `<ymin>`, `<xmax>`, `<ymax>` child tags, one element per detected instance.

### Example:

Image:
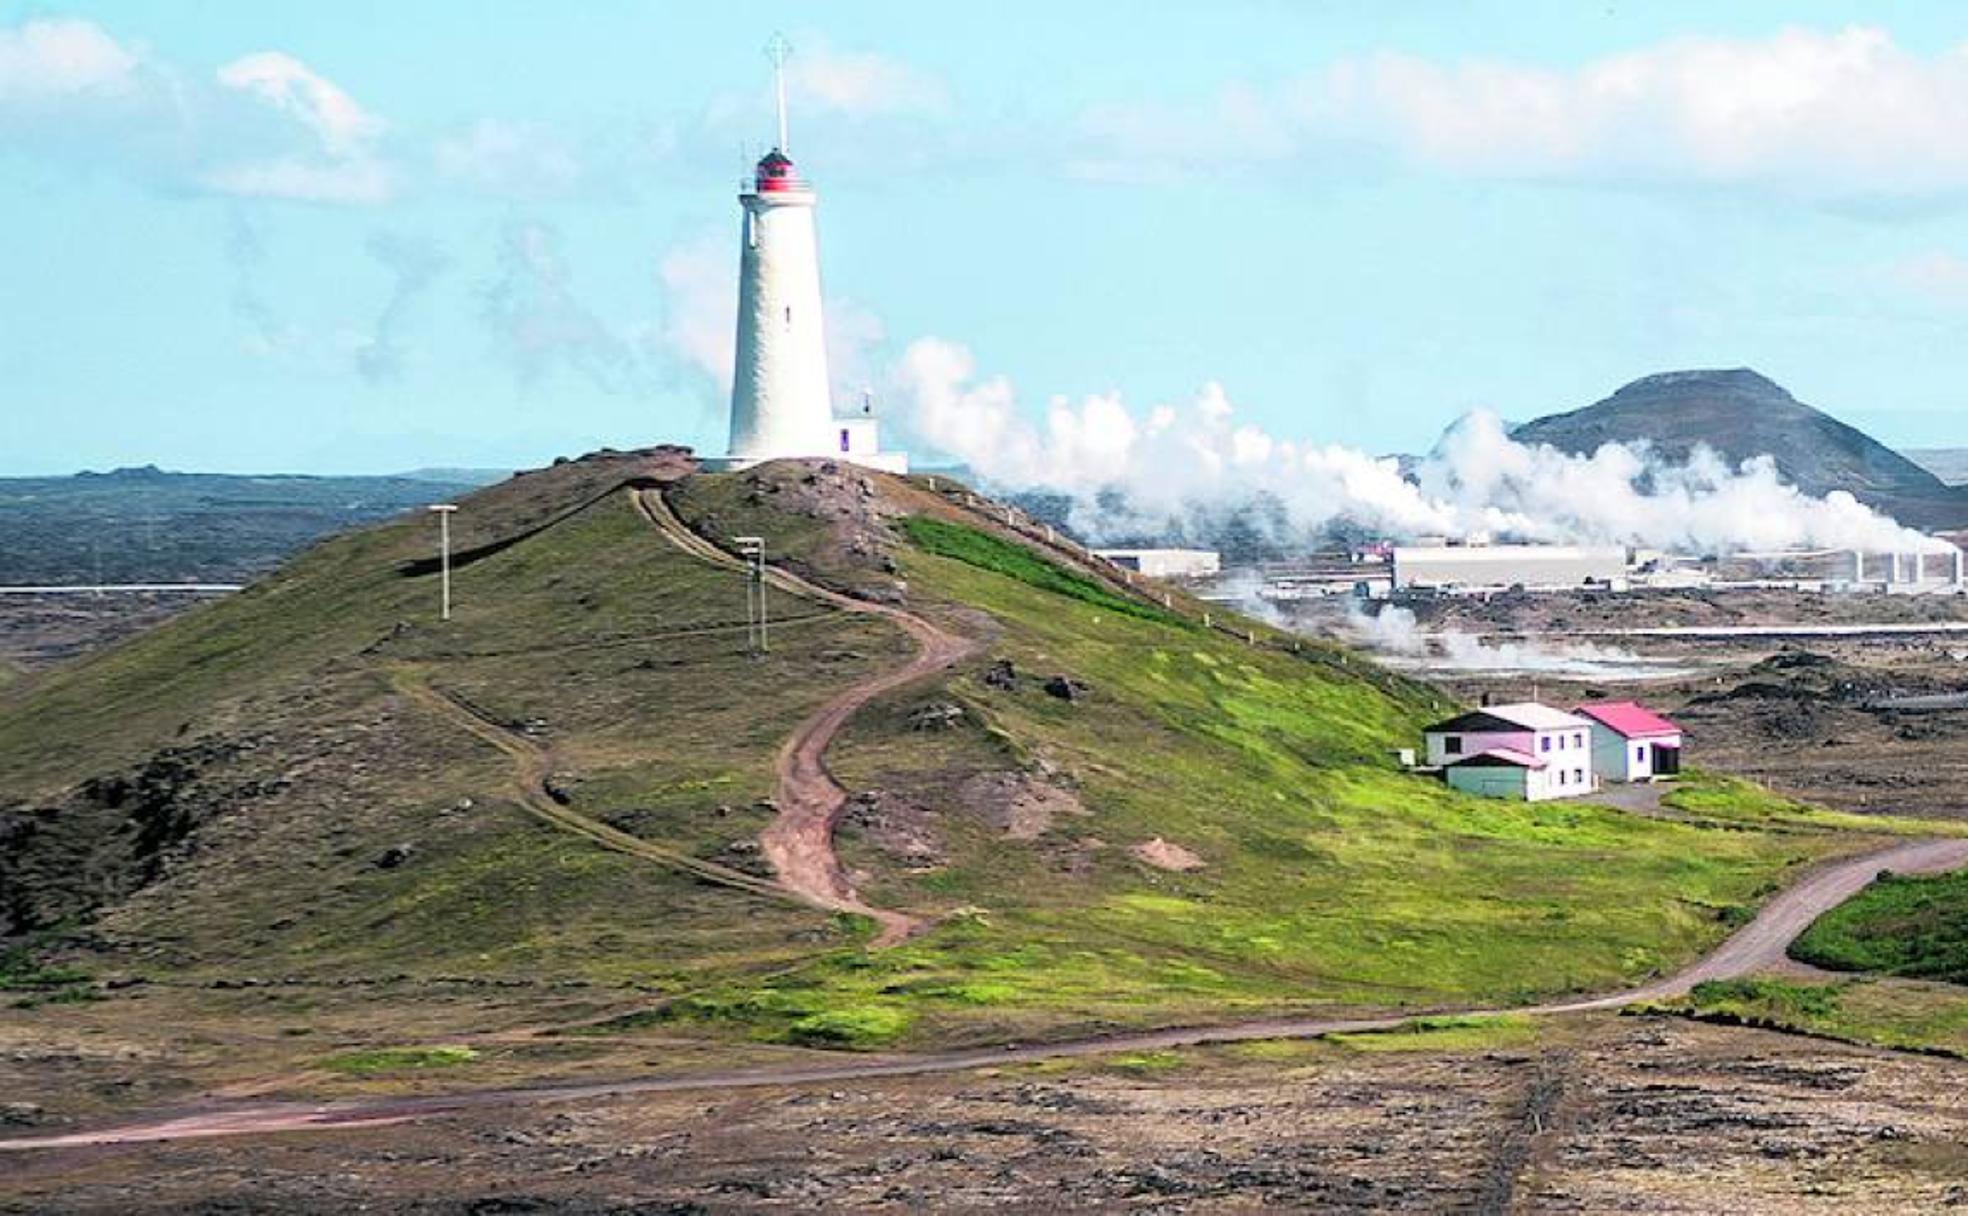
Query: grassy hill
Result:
<box><xmin>0</xmin><ymin>449</ymin><xmax>1926</xmax><ymax>1104</ymax></box>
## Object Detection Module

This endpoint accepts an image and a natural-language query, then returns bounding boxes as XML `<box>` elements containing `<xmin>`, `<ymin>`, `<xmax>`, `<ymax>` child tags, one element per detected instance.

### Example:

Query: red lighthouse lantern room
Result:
<box><xmin>755</xmin><ymin>149</ymin><xmax>802</xmax><ymax>193</ymax></box>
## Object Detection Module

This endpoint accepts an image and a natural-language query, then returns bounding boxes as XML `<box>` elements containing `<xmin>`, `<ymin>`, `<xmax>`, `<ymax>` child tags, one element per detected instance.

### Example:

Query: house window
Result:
<box><xmin>1634</xmin><ymin>745</ymin><xmax>1646</xmax><ymax>763</ymax></box>
<box><xmin>1540</xmin><ymin>736</ymin><xmax>1551</xmax><ymax>753</ymax></box>
<box><xmin>839</xmin><ymin>428</ymin><xmax>851</xmax><ymax>453</ymax></box>
<box><xmin>1575</xmin><ymin>732</ymin><xmax>1585</xmax><ymax>748</ymax></box>
<box><xmin>1444</xmin><ymin>736</ymin><xmax>1463</xmax><ymax>755</ymax></box>
<box><xmin>1574</xmin><ymin>768</ymin><xmax>1584</xmax><ymax>785</ymax></box>
<box><xmin>784</xmin><ymin>305</ymin><xmax>792</xmax><ymax>327</ymax></box>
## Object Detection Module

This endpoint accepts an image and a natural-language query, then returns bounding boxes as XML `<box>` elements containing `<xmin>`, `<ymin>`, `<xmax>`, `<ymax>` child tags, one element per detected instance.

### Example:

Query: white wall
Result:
<box><xmin>728</xmin><ymin>188</ymin><xmax>834</xmax><ymax>460</ymax></box>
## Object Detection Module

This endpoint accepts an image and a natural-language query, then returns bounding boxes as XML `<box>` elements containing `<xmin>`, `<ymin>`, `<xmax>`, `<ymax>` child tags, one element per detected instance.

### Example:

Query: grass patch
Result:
<box><xmin>1663</xmin><ymin>771</ymin><xmax>1968</xmax><ymax>838</ymax></box>
<box><xmin>1327</xmin><ymin>1013</ymin><xmax>1535</xmax><ymax>1053</ymax></box>
<box><xmin>1793</xmin><ymin>869</ymin><xmax>1968</xmax><ymax>984</ymax></box>
<box><xmin>320</xmin><ymin>1045</ymin><xmax>480</xmax><ymax>1075</ymax></box>
<box><xmin>897</xmin><ymin>515</ymin><xmax>1191</xmax><ymax>629</ymax></box>
<box><xmin>787</xmin><ymin>1005</ymin><xmax>911</xmax><ymax>1049</ymax></box>
<box><xmin>1102</xmin><ymin>1049</ymin><xmax>1186</xmax><ymax>1074</ymax></box>
<box><xmin>1647</xmin><ymin>975</ymin><xmax>1968</xmax><ymax>1058</ymax></box>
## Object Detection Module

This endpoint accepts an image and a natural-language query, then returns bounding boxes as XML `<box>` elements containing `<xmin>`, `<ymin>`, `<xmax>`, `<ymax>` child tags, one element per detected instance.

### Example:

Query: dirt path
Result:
<box><xmin>632</xmin><ymin>489</ymin><xmax>981</xmax><ymax>946</ymax></box>
<box><xmin>8</xmin><ymin>835</ymin><xmax>1964</xmax><ymax>1153</ymax></box>
<box><xmin>386</xmin><ymin>666</ymin><xmax>790</xmax><ymax>902</ymax></box>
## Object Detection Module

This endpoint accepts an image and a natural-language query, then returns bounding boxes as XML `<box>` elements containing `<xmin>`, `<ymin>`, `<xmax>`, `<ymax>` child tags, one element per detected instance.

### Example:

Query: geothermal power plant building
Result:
<box><xmin>1392</xmin><ymin>544</ymin><xmax>1628</xmax><ymax>592</ymax></box>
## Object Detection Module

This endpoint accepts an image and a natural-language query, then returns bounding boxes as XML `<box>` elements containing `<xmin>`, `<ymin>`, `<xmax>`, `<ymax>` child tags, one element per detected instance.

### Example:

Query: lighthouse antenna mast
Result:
<box><xmin>765</xmin><ymin>32</ymin><xmax>792</xmax><ymax>153</ymax></box>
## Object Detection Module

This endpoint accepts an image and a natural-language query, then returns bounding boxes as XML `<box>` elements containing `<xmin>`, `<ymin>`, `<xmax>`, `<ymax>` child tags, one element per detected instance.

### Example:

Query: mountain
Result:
<box><xmin>0</xmin><ymin>467</ymin><xmax>486</xmax><ymax>584</ymax></box>
<box><xmin>1908</xmin><ymin>448</ymin><xmax>1968</xmax><ymax>487</ymax></box>
<box><xmin>1512</xmin><ymin>369</ymin><xmax>1968</xmax><ymax>530</ymax></box>
<box><xmin>0</xmin><ymin>449</ymin><xmax>1890</xmax><ymax>1113</ymax></box>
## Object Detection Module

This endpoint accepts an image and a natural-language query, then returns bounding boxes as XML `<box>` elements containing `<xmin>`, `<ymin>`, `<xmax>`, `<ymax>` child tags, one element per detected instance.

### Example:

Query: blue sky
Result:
<box><xmin>4</xmin><ymin>1</ymin><xmax>1968</xmax><ymax>475</ymax></box>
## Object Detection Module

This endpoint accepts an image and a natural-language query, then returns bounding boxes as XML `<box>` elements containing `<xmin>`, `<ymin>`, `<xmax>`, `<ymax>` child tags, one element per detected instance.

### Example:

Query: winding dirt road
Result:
<box><xmin>632</xmin><ymin>488</ymin><xmax>981</xmax><ymax>945</ymax></box>
<box><xmin>6</xmin><ymin>835</ymin><xmax>1964</xmax><ymax>1153</ymax></box>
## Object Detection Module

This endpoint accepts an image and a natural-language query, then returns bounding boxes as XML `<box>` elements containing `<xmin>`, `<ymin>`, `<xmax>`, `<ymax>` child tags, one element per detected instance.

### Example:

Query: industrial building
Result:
<box><xmin>1094</xmin><ymin>548</ymin><xmax>1222</xmax><ymax>579</ymax></box>
<box><xmin>1422</xmin><ymin>702</ymin><xmax>1598</xmax><ymax>801</ymax></box>
<box><xmin>1392</xmin><ymin>544</ymin><xmax>1628</xmax><ymax>593</ymax></box>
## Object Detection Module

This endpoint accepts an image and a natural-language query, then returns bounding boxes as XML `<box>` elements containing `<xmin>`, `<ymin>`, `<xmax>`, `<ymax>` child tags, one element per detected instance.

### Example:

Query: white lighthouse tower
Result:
<box><xmin>718</xmin><ymin>38</ymin><xmax>907</xmax><ymax>474</ymax></box>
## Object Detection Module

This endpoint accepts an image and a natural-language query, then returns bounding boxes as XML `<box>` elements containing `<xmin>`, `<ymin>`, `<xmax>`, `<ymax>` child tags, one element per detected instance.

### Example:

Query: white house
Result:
<box><xmin>1422</xmin><ymin>702</ymin><xmax>1598</xmax><ymax>801</ymax></box>
<box><xmin>1574</xmin><ymin>701</ymin><xmax>1684</xmax><ymax>782</ymax></box>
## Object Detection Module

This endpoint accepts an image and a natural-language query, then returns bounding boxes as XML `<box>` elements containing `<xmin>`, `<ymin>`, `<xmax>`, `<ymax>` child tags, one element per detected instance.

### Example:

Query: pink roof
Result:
<box><xmin>1574</xmin><ymin>701</ymin><xmax>1682</xmax><ymax>739</ymax></box>
<box><xmin>1450</xmin><ymin>746</ymin><xmax>1546</xmax><ymax>770</ymax></box>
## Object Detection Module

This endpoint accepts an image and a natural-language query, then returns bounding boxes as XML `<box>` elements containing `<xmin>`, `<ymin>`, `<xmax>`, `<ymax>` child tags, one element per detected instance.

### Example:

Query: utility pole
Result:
<box><xmin>735</xmin><ymin>536</ymin><xmax>767</xmax><ymax>654</ymax></box>
<box><xmin>428</xmin><ymin>504</ymin><xmax>458</xmax><ymax>621</ymax></box>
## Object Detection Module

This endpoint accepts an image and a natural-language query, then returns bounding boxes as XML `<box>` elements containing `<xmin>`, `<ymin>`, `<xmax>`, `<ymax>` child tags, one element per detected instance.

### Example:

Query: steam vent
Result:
<box><xmin>716</xmin><ymin>43</ymin><xmax>907</xmax><ymax>473</ymax></box>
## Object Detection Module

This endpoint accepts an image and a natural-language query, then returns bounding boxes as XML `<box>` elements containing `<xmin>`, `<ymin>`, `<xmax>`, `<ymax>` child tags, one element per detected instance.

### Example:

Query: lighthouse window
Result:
<box><xmin>839</xmin><ymin>428</ymin><xmax>851</xmax><ymax>453</ymax></box>
<box><xmin>784</xmin><ymin>305</ymin><xmax>792</xmax><ymax>326</ymax></box>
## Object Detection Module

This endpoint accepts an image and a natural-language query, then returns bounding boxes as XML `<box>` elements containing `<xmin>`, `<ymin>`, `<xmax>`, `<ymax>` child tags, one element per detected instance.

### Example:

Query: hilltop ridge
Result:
<box><xmin>1514</xmin><ymin>369</ymin><xmax>1968</xmax><ymax>529</ymax></box>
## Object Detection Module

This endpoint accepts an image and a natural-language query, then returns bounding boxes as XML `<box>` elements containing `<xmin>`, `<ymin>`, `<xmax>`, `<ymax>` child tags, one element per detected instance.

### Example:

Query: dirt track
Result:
<box><xmin>632</xmin><ymin>489</ymin><xmax>981</xmax><ymax>945</ymax></box>
<box><xmin>6</xmin><ymin>834</ymin><xmax>1962</xmax><ymax>1154</ymax></box>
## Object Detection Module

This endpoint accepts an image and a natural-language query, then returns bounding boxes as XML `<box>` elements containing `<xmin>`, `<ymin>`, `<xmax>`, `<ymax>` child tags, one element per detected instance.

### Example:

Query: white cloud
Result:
<box><xmin>1078</xmin><ymin>26</ymin><xmax>1968</xmax><ymax>199</ymax></box>
<box><xmin>0</xmin><ymin>17</ymin><xmax>139</xmax><ymax>103</ymax></box>
<box><xmin>216</xmin><ymin>51</ymin><xmax>382</xmax><ymax>156</ymax></box>
<box><xmin>786</xmin><ymin>42</ymin><xmax>948</xmax><ymax>118</ymax></box>
<box><xmin>204</xmin><ymin>157</ymin><xmax>391</xmax><ymax>204</ymax></box>
<box><xmin>435</xmin><ymin>118</ymin><xmax>582</xmax><ymax>199</ymax></box>
<box><xmin>0</xmin><ymin>17</ymin><xmax>395</xmax><ymax>204</ymax></box>
<box><xmin>657</xmin><ymin>234</ymin><xmax>737</xmax><ymax>394</ymax></box>
<box><xmin>208</xmin><ymin>50</ymin><xmax>389</xmax><ymax>203</ymax></box>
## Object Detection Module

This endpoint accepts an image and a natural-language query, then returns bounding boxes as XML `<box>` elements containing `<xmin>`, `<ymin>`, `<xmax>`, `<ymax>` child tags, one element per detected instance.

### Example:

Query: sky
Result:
<box><xmin>5</xmin><ymin>1</ymin><xmax>1968</xmax><ymax>476</ymax></box>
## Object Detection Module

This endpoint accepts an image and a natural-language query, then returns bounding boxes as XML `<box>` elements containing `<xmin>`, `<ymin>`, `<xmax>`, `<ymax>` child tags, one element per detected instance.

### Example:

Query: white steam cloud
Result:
<box><xmin>891</xmin><ymin>337</ymin><xmax>1948</xmax><ymax>555</ymax></box>
<box><xmin>1348</xmin><ymin>604</ymin><xmax>1694</xmax><ymax>682</ymax></box>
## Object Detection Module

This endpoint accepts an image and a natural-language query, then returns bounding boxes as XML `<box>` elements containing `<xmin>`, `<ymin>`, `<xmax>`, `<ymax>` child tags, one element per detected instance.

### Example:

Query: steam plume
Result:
<box><xmin>891</xmin><ymin>337</ymin><xmax>1949</xmax><ymax>555</ymax></box>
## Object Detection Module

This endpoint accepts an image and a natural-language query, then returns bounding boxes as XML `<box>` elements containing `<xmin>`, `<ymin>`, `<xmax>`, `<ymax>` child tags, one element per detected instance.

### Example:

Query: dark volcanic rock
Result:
<box><xmin>1043</xmin><ymin>675</ymin><xmax>1089</xmax><ymax>703</ymax></box>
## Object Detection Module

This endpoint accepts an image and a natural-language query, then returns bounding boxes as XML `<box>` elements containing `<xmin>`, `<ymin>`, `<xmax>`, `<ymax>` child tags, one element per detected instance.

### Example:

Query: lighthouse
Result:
<box><xmin>717</xmin><ymin>38</ymin><xmax>907</xmax><ymax>474</ymax></box>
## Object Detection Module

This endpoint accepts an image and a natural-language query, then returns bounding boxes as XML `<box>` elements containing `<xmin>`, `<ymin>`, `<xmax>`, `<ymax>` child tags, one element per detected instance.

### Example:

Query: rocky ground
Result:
<box><xmin>0</xmin><ymin>594</ymin><xmax>202</xmax><ymax>677</ymax></box>
<box><xmin>5</xmin><ymin>1015</ymin><xmax>1965</xmax><ymax>1213</ymax></box>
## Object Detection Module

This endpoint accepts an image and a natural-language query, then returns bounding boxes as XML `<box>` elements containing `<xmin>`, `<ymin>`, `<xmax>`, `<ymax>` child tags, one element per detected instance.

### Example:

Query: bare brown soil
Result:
<box><xmin>5</xmin><ymin>835</ymin><xmax>1958</xmax><ymax>1157</ymax></box>
<box><xmin>6</xmin><ymin>1015</ymin><xmax>1968</xmax><ymax>1213</ymax></box>
<box><xmin>634</xmin><ymin>488</ymin><xmax>983</xmax><ymax>945</ymax></box>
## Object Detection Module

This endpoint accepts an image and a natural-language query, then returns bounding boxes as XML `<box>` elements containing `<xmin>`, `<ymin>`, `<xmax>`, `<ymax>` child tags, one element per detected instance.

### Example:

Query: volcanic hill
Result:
<box><xmin>1513</xmin><ymin>369</ymin><xmax>1968</xmax><ymax>530</ymax></box>
<box><xmin>0</xmin><ymin>450</ymin><xmax>1926</xmax><ymax>1114</ymax></box>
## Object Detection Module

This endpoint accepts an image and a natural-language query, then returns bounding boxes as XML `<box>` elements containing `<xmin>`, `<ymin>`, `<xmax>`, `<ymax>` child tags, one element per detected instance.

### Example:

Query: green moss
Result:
<box><xmin>1652</xmin><ymin>975</ymin><xmax>1968</xmax><ymax>1058</ymax></box>
<box><xmin>897</xmin><ymin>515</ymin><xmax>1191</xmax><ymax>628</ymax></box>
<box><xmin>1662</xmin><ymin>771</ymin><xmax>1968</xmax><ymax>838</ymax></box>
<box><xmin>1793</xmin><ymin>869</ymin><xmax>1968</xmax><ymax>984</ymax></box>
<box><xmin>1327</xmin><ymin>1013</ymin><xmax>1536</xmax><ymax>1053</ymax></box>
<box><xmin>320</xmin><ymin>1045</ymin><xmax>480</xmax><ymax>1074</ymax></box>
<box><xmin>1103</xmin><ymin>1049</ymin><xmax>1186</xmax><ymax>1073</ymax></box>
<box><xmin>1688</xmin><ymin>977</ymin><xmax>1842</xmax><ymax>1019</ymax></box>
<box><xmin>786</xmin><ymin>1005</ymin><xmax>911</xmax><ymax>1049</ymax></box>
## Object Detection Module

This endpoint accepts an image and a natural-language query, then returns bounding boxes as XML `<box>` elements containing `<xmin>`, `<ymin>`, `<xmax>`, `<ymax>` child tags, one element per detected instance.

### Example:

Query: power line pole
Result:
<box><xmin>735</xmin><ymin>536</ymin><xmax>767</xmax><ymax>654</ymax></box>
<box><xmin>428</xmin><ymin>504</ymin><xmax>458</xmax><ymax>621</ymax></box>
